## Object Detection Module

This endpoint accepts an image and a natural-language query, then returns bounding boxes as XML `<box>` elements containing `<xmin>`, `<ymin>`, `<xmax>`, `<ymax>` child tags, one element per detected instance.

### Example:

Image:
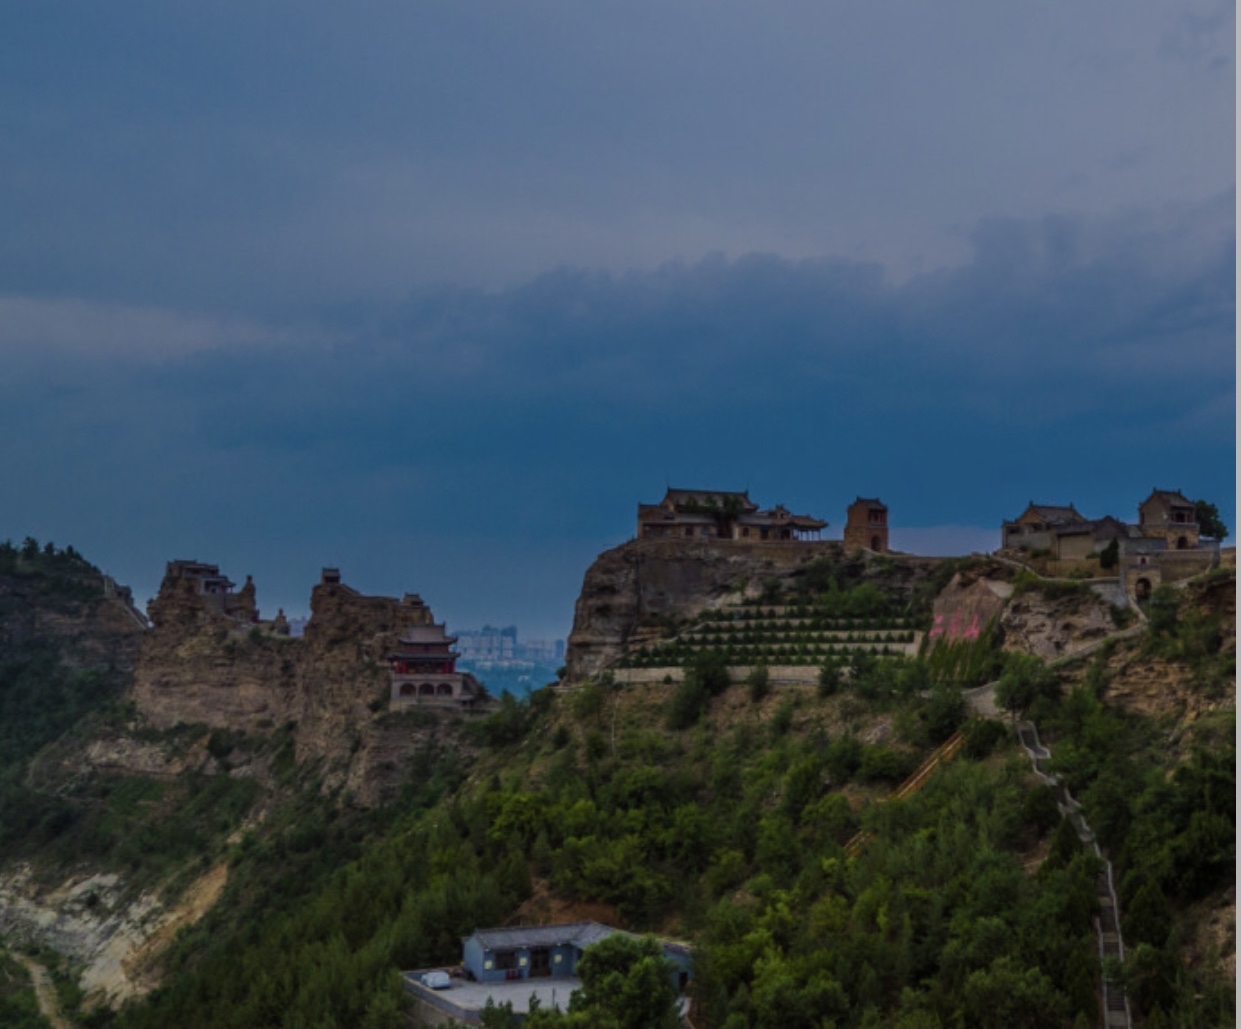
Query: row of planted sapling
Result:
<box><xmin>617</xmin><ymin>641</ymin><xmax>912</xmax><ymax>668</ymax></box>
<box><xmin>682</xmin><ymin>629</ymin><xmax>917</xmax><ymax>644</ymax></box>
<box><xmin>697</xmin><ymin>609</ymin><xmax>911</xmax><ymax>628</ymax></box>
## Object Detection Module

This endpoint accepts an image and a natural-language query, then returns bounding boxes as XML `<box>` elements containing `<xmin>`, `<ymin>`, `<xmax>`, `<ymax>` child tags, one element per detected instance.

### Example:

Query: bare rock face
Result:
<box><xmin>566</xmin><ymin>539</ymin><xmax>833</xmax><ymax>680</ymax></box>
<box><xmin>999</xmin><ymin>586</ymin><xmax>1117</xmax><ymax>661</ymax></box>
<box><xmin>928</xmin><ymin>573</ymin><xmax>1012</xmax><ymax>644</ymax></box>
<box><xmin>0</xmin><ymin>861</ymin><xmax>229</xmax><ymax>1008</ymax></box>
<box><xmin>130</xmin><ymin>568</ymin><xmax>470</xmax><ymax>805</ymax></box>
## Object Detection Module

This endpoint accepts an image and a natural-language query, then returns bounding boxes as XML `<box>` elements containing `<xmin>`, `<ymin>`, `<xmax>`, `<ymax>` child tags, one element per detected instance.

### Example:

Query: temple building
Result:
<box><xmin>843</xmin><ymin>497</ymin><xmax>889</xmax><ymax>553</ymax></box>
<box><xmin>161</xmin><ymin>560</ymin><xmax>258</xmax><ymax>622</ymax></box>
<box><xmin>1000</xmin><ymin>491</ymin><xmax>1210</xmax><ymax>563</ymax></box>
<box><xmin>1000</xmin><ymin>502</ymin><xmax>1088</xmax><ymax>551</ymax></box>
<box><xmin>637</xmin><ymin>488</ymin><xmax>826</xmax><ymax>541</ymax></box>
<box><xmin>388</xmin><ymin>623</ymin><xmax>488</xmax><ymax>708</ymax></box>
<box><xmin>1138</xmin><ymin>488</ymin><xmax>1200</xmax><ymax>549</ymax></box>
<box><xmin>1000</xmin><ymin>503</ymin><xmax>1136</xmax><ymax>559</ymax></box>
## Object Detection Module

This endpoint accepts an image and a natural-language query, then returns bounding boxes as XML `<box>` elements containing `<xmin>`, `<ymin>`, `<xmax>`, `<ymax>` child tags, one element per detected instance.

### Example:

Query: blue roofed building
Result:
<box><xmin>403</xmin><ymin>921</ymin><xmax>692</xmax><ymax>1025</ymax></box>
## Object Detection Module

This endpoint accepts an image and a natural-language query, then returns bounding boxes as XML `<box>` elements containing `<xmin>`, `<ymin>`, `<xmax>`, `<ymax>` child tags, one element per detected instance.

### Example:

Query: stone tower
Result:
<box><xmin>844</xmin><ymin>497</ymin><xmax>889</xmax><ymax>553</ymax></box>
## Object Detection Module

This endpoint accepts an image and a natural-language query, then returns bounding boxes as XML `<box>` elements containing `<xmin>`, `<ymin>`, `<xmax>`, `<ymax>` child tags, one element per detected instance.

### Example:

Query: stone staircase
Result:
<box><xmin>1016</xmin><ymin>721</ymin><xmax>1132</xmax><ymax>1029</ymax></box>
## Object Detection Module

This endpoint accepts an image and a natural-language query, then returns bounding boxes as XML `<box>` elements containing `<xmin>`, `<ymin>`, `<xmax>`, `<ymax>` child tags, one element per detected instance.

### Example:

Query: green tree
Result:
<box><xmin>746</xmin><ymin>663</ymin><xmax>770</xmax><ymax>703</ymax></box>
<box><xmin>480</xmin><ymin>997</ymin><xmax>521</xmax><ymax>1029</ymax></box>
<box><xmin>995</xmin><ymin>653</ymin><xmax>1059</xmax><ymax>717</ymax></box>
<box><xmin>817</xmin><ymin>661</ymin><xmax>841</xmax><ymax>697</ymax></box>
<box><xmin>1099</xmin><ymin>537</ymin><xmax>1119</xmax><ymax>570</ymax></box>
<box><xmin>691</xmin><ymin>649</ymin><xmax>732</xmax><ymax>696</ymax></box>
<box><xmin>961</xmin><ymin>956</ymin><xmax>1069</xmax><ymax>1029</ymax></box>
<box><xmin>1122</xmin><ymin>878</ymin><xmax>1171</xmax><ymax>949</ymax></box>
<box><xmin>1193</xmin><ymin>500</ymin><xmax>1228</xmax><ymax>540</ymax></box>
<box><xmin>1146</xmin><ymin>586</ymin><xmax>1179</xmax><ymax>637</ymax></box>
<box><xmin>924</xmin><ymin>683</ymin><xmax>967</xmax><ymax>743</ymax></box>
<box><xmin>541</xmin><ymin>934</ymin><xmax>681</xmax><ymax>1029</ymax></box>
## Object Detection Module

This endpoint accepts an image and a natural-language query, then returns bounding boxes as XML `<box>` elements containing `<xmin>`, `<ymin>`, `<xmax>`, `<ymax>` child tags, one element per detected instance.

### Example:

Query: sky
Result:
<box><xmin>1</xmin><ymin>1</ymin><xmax>1234</xmax><ymax>640</ymax></box>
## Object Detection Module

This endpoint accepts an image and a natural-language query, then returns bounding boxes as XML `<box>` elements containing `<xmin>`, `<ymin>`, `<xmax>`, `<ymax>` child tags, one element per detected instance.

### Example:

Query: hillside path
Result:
<box><xmin>1015</xmin><ymin>722</ymin><xmax>1131</xmax><ymax>1029</ymax></box>
<box><xmin>8</xmin><ymin>950</ymin><xmax>74</xmax><ymax>1029</ymax></box>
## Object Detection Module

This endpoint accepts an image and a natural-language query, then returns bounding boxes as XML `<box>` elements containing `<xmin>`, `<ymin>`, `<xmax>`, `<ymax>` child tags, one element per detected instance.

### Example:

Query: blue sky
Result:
<box><xmin>1</xmin><ymin>2</ymin><xmax>1234</xmax><ymax>639</ymax></box>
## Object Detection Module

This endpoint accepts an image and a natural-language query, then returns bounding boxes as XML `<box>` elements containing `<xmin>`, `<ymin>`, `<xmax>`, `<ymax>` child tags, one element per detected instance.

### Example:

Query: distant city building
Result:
<box><xmin>455</xmin><ymin>625</ymin><xmax>565</xmax><ymax>668</ymax></box>
<box><xmin>456</xmin><ymin>625</ymin><xmax>517</xmax><ymax>663</ymax></box>
<box><xmin>637</xmin><ymin>488</ymin><xmax>827</xmax><ymax>541</ymax></box>
<box><xmin>521</xmin><ymin>638</ymin><xmax>564</xmax><ymax>664</ymax></box>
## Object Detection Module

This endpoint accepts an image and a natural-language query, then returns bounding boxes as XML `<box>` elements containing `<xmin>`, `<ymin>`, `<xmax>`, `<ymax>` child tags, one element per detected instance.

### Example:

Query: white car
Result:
<box><xmin>420</xmin><ymin>971</ymin><xmax>451</xmax><ymax>990</ymax></box>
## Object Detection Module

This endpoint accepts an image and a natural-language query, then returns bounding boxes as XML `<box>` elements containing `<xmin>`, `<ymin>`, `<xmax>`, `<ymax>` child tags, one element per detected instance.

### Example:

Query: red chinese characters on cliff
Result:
<box><xmin>928</xmin><ymin>608</ymin><xmax>982</xmax><ymax>641</ymax></box>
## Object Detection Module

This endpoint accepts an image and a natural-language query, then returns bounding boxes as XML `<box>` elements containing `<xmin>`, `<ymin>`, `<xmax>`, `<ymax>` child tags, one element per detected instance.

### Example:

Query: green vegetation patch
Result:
<box><xmin>0</xmin><ymin>952</ymin><xmax>52</xmax><ymax>1029</ymax></box>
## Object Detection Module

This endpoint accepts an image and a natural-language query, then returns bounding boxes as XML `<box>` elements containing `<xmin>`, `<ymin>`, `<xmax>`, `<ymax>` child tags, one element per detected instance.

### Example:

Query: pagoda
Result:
<box><xmin>388</xmin><ymin>624</ymin><xmax>487</xmax><ymax>708</ymax></box>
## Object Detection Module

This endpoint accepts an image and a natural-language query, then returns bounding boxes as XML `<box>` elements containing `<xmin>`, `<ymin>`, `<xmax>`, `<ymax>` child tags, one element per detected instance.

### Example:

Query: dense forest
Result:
<box><xmin>0</xmin><ymin>543</ymin><xmax>1234</xmax><ymax>1028</ymax></box>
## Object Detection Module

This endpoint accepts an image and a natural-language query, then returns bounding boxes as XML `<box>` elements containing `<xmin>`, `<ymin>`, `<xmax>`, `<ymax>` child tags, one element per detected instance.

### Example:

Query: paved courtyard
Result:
<box><xmin>404</xmin><ymin>971</ymin><xmax>581</xmax><ymax>1018</ymax></box>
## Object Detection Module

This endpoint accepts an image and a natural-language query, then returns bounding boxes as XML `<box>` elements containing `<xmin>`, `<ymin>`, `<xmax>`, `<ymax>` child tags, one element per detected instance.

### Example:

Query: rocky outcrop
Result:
<box><xmin>130</xmin><ymin>566</ymin><xmax>475</xmax><ymax>806</ymax></box>
<box><xmin>928</xmin><ymin>572</ymin><xmax>1012</xmax><ymax>643</ymax></box>
<box><xmin>564</xmin><ymin>539</ymin><xmax>944</xmax><ymax>681</ymax></box>
<box><xmin>0</xmin><ymin>862</ymin><xmax>228</xmax><ymax>1009</ymax></box>
<box><xmin>1000</xmin><ymin>585</ymin><xmax>1118</xmax><ymax>661</ymax></box>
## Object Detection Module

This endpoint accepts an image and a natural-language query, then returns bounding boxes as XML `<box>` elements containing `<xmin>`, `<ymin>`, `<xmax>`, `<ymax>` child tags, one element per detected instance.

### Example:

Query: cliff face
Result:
<box><xmin>926</xmin><ymin>567</ymin><xmax>1122</xmax><ymax>660</ymax></box>
<box><xmin>130</xmin><ymin>570</ymin><xmax>470</xmax><ymax>806</ymax></box>
<box><xmin>565</xmin><ymin>539</ymin><xmax>948</xmax><ymax>681</ymax></box>
<box><xmin>0</xmin><ymin>561</ymin><xmax>146</xmax><ymax>674</ymax></box>
<box><xmin>568</xmin><ymin>542</ymin><xmax>1172</xmax><ymax>681</ymax></box>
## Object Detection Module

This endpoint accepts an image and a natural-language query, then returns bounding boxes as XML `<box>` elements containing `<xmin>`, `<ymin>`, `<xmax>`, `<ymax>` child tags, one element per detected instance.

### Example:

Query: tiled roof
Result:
<box><xmin>662</xmin><ymin>488</ymin><xmax>759</xmax><ymax>511</ymax></box>
<box><xmin>466</xmin><ymin>922</ymin><xmax>625</xmax><ymax>952</ymax></box>
<box><xmin>783</xmin><ymin>514</ymin><xmax>829</xmax><ymax>529</ymax></box>
<box><xmin>397</xmin><ymin>623</ymin><xmax>456</xmax><ymax>645</ymax></box>
<box><xmin>1145</xmin><ymin>488</ymin><xmax>1193</xmax><ymax>505</ymax></box>
<box><xmin>1028</xmin><ymin>503</ymin><xmax>1084</xmax><ymax>523</ymax></box>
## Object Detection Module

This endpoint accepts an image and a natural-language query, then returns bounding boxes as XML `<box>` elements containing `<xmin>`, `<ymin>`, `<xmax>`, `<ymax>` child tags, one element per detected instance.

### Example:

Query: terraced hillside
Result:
<box><xmin>616</xmin><ymin>603</ymin><xmax>920</xmax><ymax>670</ymax></box>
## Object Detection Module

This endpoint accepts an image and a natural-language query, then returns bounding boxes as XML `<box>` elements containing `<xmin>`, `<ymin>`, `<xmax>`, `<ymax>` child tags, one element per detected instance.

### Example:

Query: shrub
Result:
<box><xmin>690</xmin><ymin>650</ymin><xmax>732</xmax><ymax>696</ymax></box>
<box><xmin>996</xmin><ymin>653</ymin><xmax>1060</xmax><ymax>717</ymax></box>
<box><xmin>858</xmin><ymin>746</ymin><xmax>914</xmax><ymax>783</ymax></box>
<box><xmin>817</xmin><ymin>662</ymin><xmax>841</xmax><ymax>698</ymax></box>
<box><xmin>770</xmin><ymin>699</ymin><xmax>795</xmax><ymax>737</ymax></box>
<box><xmin>963</xmin><ymin>718</ymin><xmax>1009</xmax><ymax>759</ymax></box>
<box><xmin>746</xmin><ymin>664</ymin><xmax>770</xmax><ymax>703</ymax></box>
<box><xmin>667</xmin><ymin>677</ymin><xmax>709</xmax><ymax>731</ymax></box>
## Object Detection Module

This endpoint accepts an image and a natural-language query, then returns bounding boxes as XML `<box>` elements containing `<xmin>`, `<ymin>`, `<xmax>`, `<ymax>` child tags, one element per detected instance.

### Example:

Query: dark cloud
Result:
<box><xmin>1</xmin><ymin>3</ymin><xmax>1231</xmax><ymax>310</ymax></box>
<box><xmin>1</xmin><ymin>200</ymin><xmax>1232</xmax><ymax>636</ymax></box>
<box><xmin>1</xmin><ymin>3</ymin><xmax>1232</xmax><ymax>636</ymax></box>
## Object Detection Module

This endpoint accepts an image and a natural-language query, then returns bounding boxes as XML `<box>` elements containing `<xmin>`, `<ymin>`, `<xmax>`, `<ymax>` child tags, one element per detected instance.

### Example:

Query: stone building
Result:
<box><xmin>388</xmin><ymin>623</ymin><xmax>487</xmax><ymax>709</ymax></box>
<box><xmin>1138</xmin><ymin>488</ymin><xmax>1200</xmax><ymax>549</ymax></box>
<box><xmin>157</xmin><ymin>560</ymin><xmax>258</xmax><ymax>623</ymax></box>
<box><xmin>1000</xmin><ymin>503</ymin><xmax>1088</xmax><ymax>552</ymax></box>
<box><xmin>637</xmin><ymin>488</ymin><xmax>826</xmax><ymax>541</ymax></box>
<box><xmin>1000</xmin><ymin>505</ymin><xmax>1135</xmax><ymax>560</ymax></box>
<box><xmin>843</xmin><ymin>497</ymin><xmax>889</xmax><ymax>553</ymax></box>
<box><xmin>1046</xmin><ymin>515</ymin><xmax>1132</xmax><ymax>560</ymax></box>
<box><xmin>459</xmin><ymin>922</ymin><xmax>691</xmax><ymax>987</ymax></box>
